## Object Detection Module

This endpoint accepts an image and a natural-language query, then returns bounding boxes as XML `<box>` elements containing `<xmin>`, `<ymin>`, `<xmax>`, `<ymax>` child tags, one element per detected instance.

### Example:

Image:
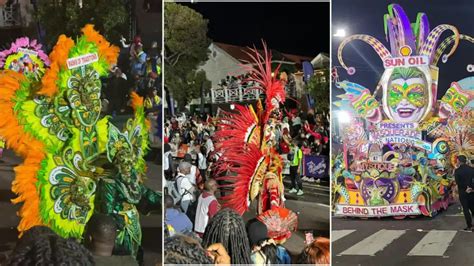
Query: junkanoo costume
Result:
<box><xmin>333</xmin><ymin>4</ymin><xmax>473</xmax><ymax>218</ymax></box>
<box><xmin>0</xmin><ymin>25</ymin><xmax>160</xmax><ymax>258</ymax></box>
<box><xmin>213</xmin><ymin>44</ymin><xmax>297</xmax><ymax>242</ymax></box>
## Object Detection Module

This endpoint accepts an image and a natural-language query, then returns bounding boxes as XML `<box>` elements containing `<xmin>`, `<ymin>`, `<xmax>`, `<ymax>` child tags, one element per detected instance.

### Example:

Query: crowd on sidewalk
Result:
<box><xmin>101</xmin><ymin>35</ymin><xmax>162</xmax><ymax>118</ymax></box>
<box><xmin>162</xmin><ymin>108</ymin><xmax>330</xmax><ymax>264</ymax></box>
<box><xmin>163</xmin><ymin>107</ymin><xmax>329</xmax><ymax>196</ymax></box>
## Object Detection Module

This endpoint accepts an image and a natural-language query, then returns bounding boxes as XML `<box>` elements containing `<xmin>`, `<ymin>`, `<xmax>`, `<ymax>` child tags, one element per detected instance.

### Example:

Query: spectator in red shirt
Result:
<box><xmin>194</xmin><ymin>179</ymin><xmax>220</xmax><ymax>237</ymax></box>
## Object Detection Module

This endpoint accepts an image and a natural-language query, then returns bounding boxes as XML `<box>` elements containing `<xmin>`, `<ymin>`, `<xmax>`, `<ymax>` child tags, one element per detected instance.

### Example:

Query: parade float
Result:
<box><xmin>332</xmin><ymin>4</ymin><xmax>473</xmax><ymax>218</ymax></box>
<box><xmin>213</xmin><ymin>43</ymin><xmax>298</xmax><ymax>242</ymax></box>
<box><xmin>0</xmin><ymin>25</ymin><xmax>160</xmax><ymax>258</ymax></box>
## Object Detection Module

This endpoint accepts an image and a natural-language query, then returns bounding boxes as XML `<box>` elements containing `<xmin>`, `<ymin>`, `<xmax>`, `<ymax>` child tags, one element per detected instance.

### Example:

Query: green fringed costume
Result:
<box><xmin>0</xmin><ymin>25</ymin><xmax>161</xmax><ymax>259</ymax></box>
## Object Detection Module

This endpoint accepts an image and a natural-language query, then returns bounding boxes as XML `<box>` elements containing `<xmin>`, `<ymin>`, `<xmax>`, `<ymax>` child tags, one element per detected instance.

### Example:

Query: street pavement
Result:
<box><xmin>332</xmin><ymin>203</ymin><xmax>474</xmax><ymax>266</ymax></box>
<box><xmin>0</xmin><ymin>148</ymin><xmax>162</xmax><ymax>265</ymax></box>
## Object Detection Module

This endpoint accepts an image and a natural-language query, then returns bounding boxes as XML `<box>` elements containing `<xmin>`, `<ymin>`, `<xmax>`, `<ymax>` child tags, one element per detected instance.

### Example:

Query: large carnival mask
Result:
<box><xmin>336</xmin><ymin>4</ymin><xmax>462</xmax><ymax>123</ymax></box>
<box><xmin>385</xmin><ymin>67</ymin><xmax>429</xmax><ymax>122</ymax></box>
<box><xmin>352</xmin><ymin>90</ymin><xmax>382</xmax><ymax>122</ymax></box>
<box><xmin>439</xmin><ymin>82</ymin><xmax>473</xmax><ymax>119</ymax></box>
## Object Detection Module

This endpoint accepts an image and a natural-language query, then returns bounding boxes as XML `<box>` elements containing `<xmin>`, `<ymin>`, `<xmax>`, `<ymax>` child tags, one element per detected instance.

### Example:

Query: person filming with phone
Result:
<box><xmin>454</xmin><ymin>155</ymin><xmax>474</xmax><ymax>232</ymax></box>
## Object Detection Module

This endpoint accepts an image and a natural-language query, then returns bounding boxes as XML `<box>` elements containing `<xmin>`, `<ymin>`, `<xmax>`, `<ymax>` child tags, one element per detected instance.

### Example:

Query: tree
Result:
<box><xmin>36</xmin><ymin>0</ymin><xmax>129</xmax><ymax>49</ymax></box>
<box><xmin>164</xmin><ymin>3</ymin><xmax>211</xmax><ymax>110</ymax></box>
<box><xmin>306</xmin><ymin>68</ymin><xmax>330</xmax><ymax>114</ymax></box>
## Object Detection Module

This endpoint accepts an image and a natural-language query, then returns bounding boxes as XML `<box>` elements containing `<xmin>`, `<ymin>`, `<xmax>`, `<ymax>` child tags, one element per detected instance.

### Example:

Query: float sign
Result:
<box><xmin>384</xmin><ymin>56</ymin><xmax>429</xmax><ymax>69</ymax></box>
<box><xmin>334</xmin><ymin>204</ymin><xmax>421</xmax><ymax>217</ymax></box>
<box><xmin>67</xmin><ymin>53</ymin><xmax>99</xmax><ymax>69</ymax></box>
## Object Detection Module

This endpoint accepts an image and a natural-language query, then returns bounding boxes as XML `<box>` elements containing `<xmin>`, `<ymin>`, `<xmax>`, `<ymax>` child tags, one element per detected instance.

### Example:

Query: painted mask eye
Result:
<box><xmin>366</xmin><ymin>98</ymin><xmax>374</xmax><ymax>107</ymax></box>
<box><xmin>388</xmin><ymin>86</ymin><xmax>403</xmax><ymax>106</ymax></box>
<box><xmin>453</xmin><ymin>100</ymin><xmax>463</xmax><ymax>111</ymax></box>
<box><xmin>407</xmin><ymin>86</ymin><xmax>425</xmax><ymax>107</ymax></box>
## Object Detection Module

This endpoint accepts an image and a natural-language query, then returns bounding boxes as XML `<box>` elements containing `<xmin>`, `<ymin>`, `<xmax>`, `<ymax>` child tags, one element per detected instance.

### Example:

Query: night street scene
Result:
<box><xmin>163</xmin><ymin>1</ymin><xmax>330</xmax><ymax>264</ymax></box>
<box><xmin>331</xmin><ymin>1</ymin><xmax>474</xmax><ymax>265</ymax></box>
<box><xmin>0</xmin><ymin>0</ymin><xmax>162</xmax><ymax>265</ymax></box>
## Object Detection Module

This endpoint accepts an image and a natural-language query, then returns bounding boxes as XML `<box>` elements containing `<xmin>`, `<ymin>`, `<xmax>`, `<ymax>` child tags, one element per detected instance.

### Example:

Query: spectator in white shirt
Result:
<box><xmin>197</xmin><ymin>146</ymin><xmax>208</xmax><ymax>180</ymax></box>
<box><xmin>175</xmin><ymin>162</ymin><xmax>196</xmax><ymax>213</ymax></box>
<box><xmin>183</xmin><ymin>154</ymin><xmax>197</xmax><ymax>185</ymax></box>
<box><xmin>194</xmin><ymin>179</ymin><xmax>220</xmax><ymax>237</ymax></box>
<box><xmin>164</xmin><ymin>143</ymin><xmax>174</xmax><ymax>180</ymax></box>
<box><xmin>203</xmin><ymin>134</ymin><xmax>214</xmax><ymax>158</ymax></box>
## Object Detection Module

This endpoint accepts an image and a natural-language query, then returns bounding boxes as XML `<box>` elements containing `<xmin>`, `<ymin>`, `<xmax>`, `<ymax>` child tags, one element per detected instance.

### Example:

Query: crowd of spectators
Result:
<box><xmin>102</xmin><ymin>35</ymin><xmax>162</xmax><ymax>118</ymax></box>
<box><xmin>162</xmin><ymin>106</ymin><xmax>330</xmax><ymax>265</ymax></box>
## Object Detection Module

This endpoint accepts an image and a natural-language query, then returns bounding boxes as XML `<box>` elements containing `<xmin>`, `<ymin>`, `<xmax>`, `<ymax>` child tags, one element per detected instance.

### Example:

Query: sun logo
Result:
<box><xmin>399</xmin><ymin>45</ymin><xmax>412</xmax><ymax>57</ymax></box>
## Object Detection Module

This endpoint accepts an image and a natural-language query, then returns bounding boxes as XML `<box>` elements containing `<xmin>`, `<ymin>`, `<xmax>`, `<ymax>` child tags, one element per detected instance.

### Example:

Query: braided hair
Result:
<box><xmin>202</xmin><ymin>208</ymin><xmax>252</xmax><ymax>264</ymax></box>
<box><xmin>164</xmin><ymin>234</ymin><xmax>213</xmax><ymax>264</ymax></box>
<box><xmin>8</xmin><ymin>226</ymin><xmax>95</xmax><ymax>266</ymax></box>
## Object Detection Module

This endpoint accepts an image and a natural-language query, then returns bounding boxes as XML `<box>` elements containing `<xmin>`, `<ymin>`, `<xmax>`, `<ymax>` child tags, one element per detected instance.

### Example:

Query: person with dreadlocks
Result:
<box><xmin>202</xmin><ymin>208</ymin><xmax>252</xmax><ymax>264</ymax></box>
<box><xmin>8</xmin><ymin>226</ymin><xmax>95</xmax><ymax>266</ymax></box>
<box><xmin>164</xmin><ymin>234</ymin><xmax>214</xmax><ymax>264</ymax></box>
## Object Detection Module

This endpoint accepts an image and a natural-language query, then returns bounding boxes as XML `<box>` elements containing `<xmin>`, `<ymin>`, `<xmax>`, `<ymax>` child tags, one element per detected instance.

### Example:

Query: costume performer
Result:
<box><xmin>332</xmin><ymin>4</ymin><xmax>473</xmax><ymax>218</ymax></box>
<box><xmin>0</xmin><ymin>25</ymin><xmax>161</xmax><ymax>258</ymax></box>
<box><xmin>213</xmin><ymin>43</ymin><xmax>297</xmax><ymax>242</ymax></box>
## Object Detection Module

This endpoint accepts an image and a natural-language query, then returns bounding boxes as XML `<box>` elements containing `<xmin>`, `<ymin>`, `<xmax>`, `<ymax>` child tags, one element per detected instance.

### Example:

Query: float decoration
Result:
<box><xmin>0</xmin><ymin>37</ymin><xmax>50</xmax><ymax>79</ymax></box>
<box><xmin>333</xmin><ymin>4</ymin><xmax>473</xmax><ymax>218</ymax></box>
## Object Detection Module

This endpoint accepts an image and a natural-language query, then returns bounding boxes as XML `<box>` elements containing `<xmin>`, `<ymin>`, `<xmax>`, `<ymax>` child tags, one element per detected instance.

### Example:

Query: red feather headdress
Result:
<box><xmin>241</xmin><ymin>41</ymin><xmax>286</xmax><ymax>113</ymax></box>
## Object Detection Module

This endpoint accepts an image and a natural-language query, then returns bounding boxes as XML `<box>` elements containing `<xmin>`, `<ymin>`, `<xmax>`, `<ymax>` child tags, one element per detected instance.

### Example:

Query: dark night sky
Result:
<box><xmin>332</xmin><ymin>0</ymin><xmax>474</xmax><ymax>101</ymax></box>
<box><xmin>182</xmin><ymin>2</ymin><xmax>329</xmax><ymax>57</ymax></box>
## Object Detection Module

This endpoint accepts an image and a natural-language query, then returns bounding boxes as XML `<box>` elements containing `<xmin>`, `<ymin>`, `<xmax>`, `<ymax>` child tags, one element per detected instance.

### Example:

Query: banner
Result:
<box><xmin>334</xmin><ymin>203</ymin><xmax>421</xmax><ymax>217</ymax></box>
<box><xmin>302</xmin><ymin>61</ymin><xmax>314</xmax><ymax>83</ymax></box>
<box><xmin>303</xmin><ymin>155</ymin><xmax>328</xmax><ymax>178</ymax></box>
<box><xmin>67</xmin><ymin>53</ymin><xmax>98</xmax><ymax>69</ymax></box>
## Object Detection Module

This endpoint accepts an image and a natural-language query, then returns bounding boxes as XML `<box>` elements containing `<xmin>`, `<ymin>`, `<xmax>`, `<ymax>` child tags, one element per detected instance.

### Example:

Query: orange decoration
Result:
<box><xmin>0</xmin><ymin>71</ymin><xmax>47</xmax><ymax>235</ymax></box>
<box><xmin>39</xmin><ymin>35</ymin><xmax>74</xmax><ymax>96</ymax></box>
<box><xmin>81</xmin><ymin>24</ymin><xmax>119</xmax><ymax>67</ymax></box>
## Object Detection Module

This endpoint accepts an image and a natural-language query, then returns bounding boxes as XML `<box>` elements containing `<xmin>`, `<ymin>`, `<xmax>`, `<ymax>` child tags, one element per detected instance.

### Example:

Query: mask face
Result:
<box><xmin>439</xmin><ymin>85</ymin><xmax>470</xmax><ymax>118</ymax></box>
<box><xmin>117</xmin><ymin>151</ymin><xmax>135</xmax><ymax>181</ymax></box>
<box><xmin>352</xmin><ymin>92</ymin><xmax>381</xmax><ymax>121</ymax></box>
<box><xmin>387</xmin><ymin>70</ymin><xmax>428</xmax><ymax>122</ymax></box>
<box><xmin>67</xmin><ymin>67</ymin><xmax>102</xmax><ymax>127</ymax></box>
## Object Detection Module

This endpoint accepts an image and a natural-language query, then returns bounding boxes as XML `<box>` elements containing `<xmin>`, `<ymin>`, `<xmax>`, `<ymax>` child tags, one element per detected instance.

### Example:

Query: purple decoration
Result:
<box><xmin>397</xmin><ymin>175</ymin><xmax>414</xmax><ymax>189</ymax></box>
<box><xmin>387</xmin><ymin>143</ymin><xmax>394</xmax><ymax>151</ymax></box>
<box><xmin>387</xmin><ymin>19</ymin><xmax>399</xmax><ymax>57</ymax></box>
<box><xmin>361</xmin><ymin>177</ymin><xmax>399</xmax><ymax>203</ymax></box>
<box><xmin>418</xmin><ymin>13</ymin><xmax>430</xmax><ymax>52</ymax></box>
<box><xmin>391</xmin><ymin>4</ymin><xmax>417</xmax><ymax>53</ymax></box>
